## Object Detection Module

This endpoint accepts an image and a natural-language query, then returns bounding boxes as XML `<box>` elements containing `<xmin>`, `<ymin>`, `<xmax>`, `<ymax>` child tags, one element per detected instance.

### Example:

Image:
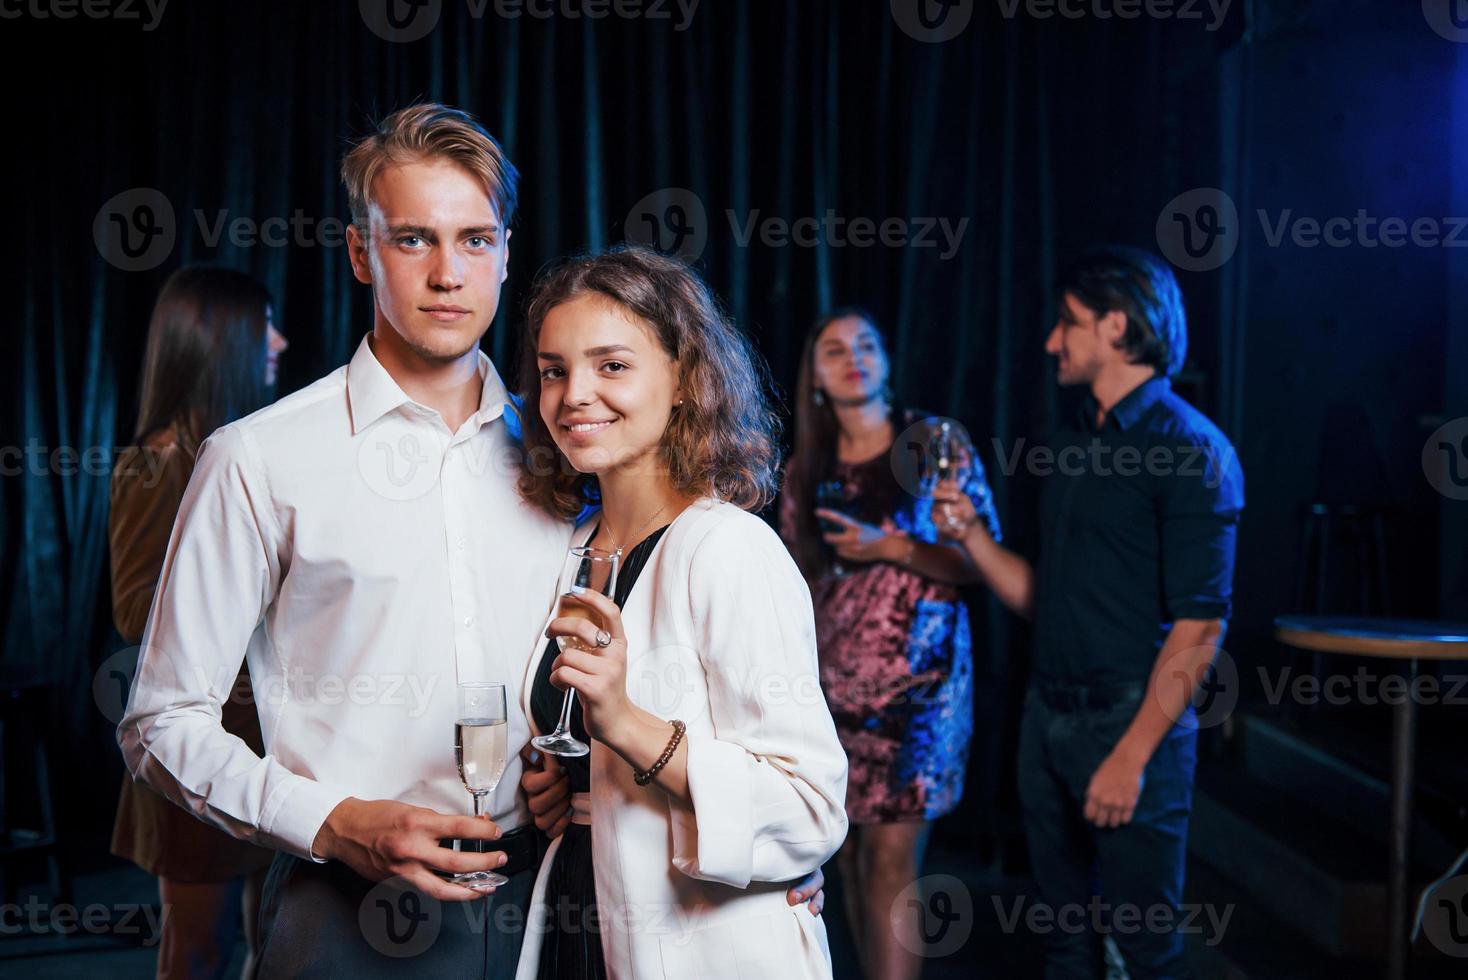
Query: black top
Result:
<box><xmin>530</xmin><ymin>524</ymin><xmax>670</xmax><ymax>790</ymax></box>
<box><xmin>1032</xmin><ymin>376</ymin><xmax>1245</xmax><ymax>688</ymax></box>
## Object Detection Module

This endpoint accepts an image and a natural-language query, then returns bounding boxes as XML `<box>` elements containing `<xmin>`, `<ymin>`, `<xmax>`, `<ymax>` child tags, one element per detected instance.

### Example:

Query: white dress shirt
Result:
<box><xmin>117</xmin><ymin>333</ymin><xmax>573</xmax><ymax>861</ymax></box>
<box><xmin>516</xmin><ymin>499</ymin><xmax>849</xmax><ymax>980</ymax></box>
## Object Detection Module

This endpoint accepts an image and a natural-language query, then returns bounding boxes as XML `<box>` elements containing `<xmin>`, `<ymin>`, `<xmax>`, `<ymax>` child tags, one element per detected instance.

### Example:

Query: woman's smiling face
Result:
<box><xmin>536</xmin><ymin>292</ymin><xmax>682</xmax><ymax>476</ymax></box>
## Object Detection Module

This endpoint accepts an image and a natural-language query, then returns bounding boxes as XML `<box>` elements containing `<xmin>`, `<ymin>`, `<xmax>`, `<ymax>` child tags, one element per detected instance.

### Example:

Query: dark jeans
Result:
<box><xmin>1017</xmin><ymin>686</ymin><xmax>1198</xmax><ymax>980</ymax></box>
<box><xmin>254</xmin><ymin>848</ymin><xmax>535</xmax><ymax>979</ymax></box>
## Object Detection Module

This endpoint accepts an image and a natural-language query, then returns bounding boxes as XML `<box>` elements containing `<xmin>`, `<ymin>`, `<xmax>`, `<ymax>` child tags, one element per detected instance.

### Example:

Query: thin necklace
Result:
<box><xmin>601</xmin><ymin>502</ymin><xmax>669</xmax><ymax>557</ymax></box>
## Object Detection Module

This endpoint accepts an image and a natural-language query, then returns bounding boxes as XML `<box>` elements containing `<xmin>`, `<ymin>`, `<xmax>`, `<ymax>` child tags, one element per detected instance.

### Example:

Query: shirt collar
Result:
<box><xmin>1083</xmin><ymin>374</ymin><xmax>1170</xmax><ymax>433</ymax></box>
<box><xmin>346</xmin><ymin>332</ymin><xmax>510</xmax><ymax>435</ymax></box>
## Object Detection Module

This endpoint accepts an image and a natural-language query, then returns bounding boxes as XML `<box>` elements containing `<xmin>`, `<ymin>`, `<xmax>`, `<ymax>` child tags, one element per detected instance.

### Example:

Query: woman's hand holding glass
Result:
<box><xmin>931</xmin><ymin>479</ymin><xmax>982</xmax><ymax>541</ymax></box>
<box><xmin>544</xmin><ymin>589</ymin><xmax>635</xmax><ymax>746</ymax></box>
<box><xmin>813</xmin><ymin>509</ymin><xmax>907</xmax><ymax>564</ymax></box>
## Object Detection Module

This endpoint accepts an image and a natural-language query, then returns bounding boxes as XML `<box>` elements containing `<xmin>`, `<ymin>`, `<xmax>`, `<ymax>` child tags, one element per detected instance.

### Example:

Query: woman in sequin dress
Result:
<box><xmin>779</xmin><ymin>308</ymin><xmax>1001</xmax><ymax>980</ymax></box>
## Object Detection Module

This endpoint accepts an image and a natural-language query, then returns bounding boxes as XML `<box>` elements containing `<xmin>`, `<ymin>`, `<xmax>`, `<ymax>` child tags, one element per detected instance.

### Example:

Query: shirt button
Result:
<box><xmin>463</xmin><ymin>615</ymin><xmax>475</xmax><ymax>628</ymax></box>
<box><xmin>457</xmin><ymin>535</ymin><xmax>469</xmax><ymax>550</ymax></box>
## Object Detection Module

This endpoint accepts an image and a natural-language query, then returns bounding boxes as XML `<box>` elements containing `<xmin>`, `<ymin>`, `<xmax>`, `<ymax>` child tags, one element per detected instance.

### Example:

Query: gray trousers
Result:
<box><xmin>254</xmin><ymin>849</ymin><xmax>534</xmax><ymax>979</ymax></box>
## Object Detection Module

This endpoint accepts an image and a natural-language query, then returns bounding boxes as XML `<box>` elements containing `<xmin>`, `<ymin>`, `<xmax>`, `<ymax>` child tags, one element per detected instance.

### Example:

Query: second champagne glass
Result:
<box><xmin>449</xmin><ymin>681</ymin><xmax>509</xmax><ymax>890</ymax></box>
<box><xmin>532</xmin><ymin>546</ymin><xmax>620</xmax><ymax>758</ymax></box>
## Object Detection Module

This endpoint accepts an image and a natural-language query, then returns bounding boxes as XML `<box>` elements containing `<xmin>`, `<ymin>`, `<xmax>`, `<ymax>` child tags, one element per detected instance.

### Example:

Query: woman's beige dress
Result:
<box><xmin>109</xmin><ymin>427</ymin><xmax>273</xmax><ymax>882</ymax></box>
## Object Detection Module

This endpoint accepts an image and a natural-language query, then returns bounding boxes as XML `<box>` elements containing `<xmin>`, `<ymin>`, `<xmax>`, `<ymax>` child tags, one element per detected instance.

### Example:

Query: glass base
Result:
<box><xmin>449</xmin><ymin>870</ymin><xmax>508</xmax><ymax>891</ymax></box>
<box><xmin>532</xmin><ymin>731</ymin><xmax>590</xmax><ymax>757</ymax></box>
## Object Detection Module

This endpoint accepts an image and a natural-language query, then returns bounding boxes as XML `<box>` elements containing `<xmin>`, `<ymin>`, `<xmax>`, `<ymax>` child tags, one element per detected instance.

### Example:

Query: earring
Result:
<box><xmin>813</xmin><ymin>389</ymin><xmax>826</xmax><ymax>406</ymax></box>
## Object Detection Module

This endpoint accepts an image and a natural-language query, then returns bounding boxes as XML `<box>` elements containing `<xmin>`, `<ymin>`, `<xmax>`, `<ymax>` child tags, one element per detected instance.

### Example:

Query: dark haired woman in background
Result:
<box><xmin>110</xmin><ymin>266</ymin><xmax>288</xmax><ymax>979</ymax></box>
<box><xmin>778</xmin><ymin>308</ymin><xmax>1001</xmax><ymax>980</ymax></box>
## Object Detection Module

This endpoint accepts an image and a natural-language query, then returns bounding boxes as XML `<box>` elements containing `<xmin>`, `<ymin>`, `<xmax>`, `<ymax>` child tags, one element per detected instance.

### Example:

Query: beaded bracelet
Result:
<box><xmin>634</xmin><ymin>719</ymin><xmax>686</xmax><ymax>786</ymax></box>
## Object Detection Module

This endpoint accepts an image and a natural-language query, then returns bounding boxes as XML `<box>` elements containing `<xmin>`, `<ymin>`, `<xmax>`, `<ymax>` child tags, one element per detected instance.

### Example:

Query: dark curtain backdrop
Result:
<box><xmin>18</xmin><ymin>0</ymin><xmax>1456</xmax><ymax>849</ymax></box>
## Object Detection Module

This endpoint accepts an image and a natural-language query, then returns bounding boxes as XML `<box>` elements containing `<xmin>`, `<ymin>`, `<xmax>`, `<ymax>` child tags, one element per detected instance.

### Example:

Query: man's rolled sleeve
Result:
<box><xmin>1158</xmin><ymin>434</ymin><xmax>1244</xmax><ymax>623</ymax></box>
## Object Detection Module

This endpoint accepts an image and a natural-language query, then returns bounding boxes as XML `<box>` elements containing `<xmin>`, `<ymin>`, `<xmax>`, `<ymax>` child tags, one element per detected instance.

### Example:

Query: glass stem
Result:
<box><xmin>472</xmin><ymin>791</ymin><xmax>485</xmax><ymax>853</ymax></box>
<box><xmin>555</xmin><ymin>688</ymin><xmax>578</xmax><ymax>735</ymax></box>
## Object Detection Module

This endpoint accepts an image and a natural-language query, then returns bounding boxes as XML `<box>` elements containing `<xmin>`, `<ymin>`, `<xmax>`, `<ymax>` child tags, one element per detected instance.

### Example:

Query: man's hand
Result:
<box><xmin>520</xmin><ymin>744</ymin><xmax>571</xmax><ymax>839</ymax></box>
<box><xmin>1083</xmin><ymin>748</ymin><xmax>1147</xmax><ymax>829</ymax></box>
<box><xmin>312</xmin><ymin>797</ymin><xmax>508</xmax><ymax>901</ymax></box>
<box><xmin>786</xmin><ymin>866</ymin><xmax>826</xmax><ymax>916</ymax></box>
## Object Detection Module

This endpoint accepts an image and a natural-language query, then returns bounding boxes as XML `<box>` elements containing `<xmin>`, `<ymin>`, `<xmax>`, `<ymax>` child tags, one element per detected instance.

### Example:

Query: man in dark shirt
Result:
<box><xmin>935</xmin><ymin>246</ymin><xmax>1244</xmax><ymax>978</ymax></box>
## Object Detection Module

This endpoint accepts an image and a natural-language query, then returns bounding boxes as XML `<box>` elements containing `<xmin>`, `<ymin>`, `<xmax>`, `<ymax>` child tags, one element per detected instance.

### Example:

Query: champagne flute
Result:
<box><xmin>929</xmin><ymin>420</ymin><xmax>973</xmax><ymax>531</ymax></box>
<box><xmin>930</xmin><ymin>421</ymin><xmax>959</xmax><ymax>488</ymax></box>
<box><xmin>532</xmin><ymin>546</ymin><xmax>620</xmax><ymax>758</ymax></box>
<box><xmin>450</xmin><ymin>682</ymin><xmax>509</xmax><ymax>890</ymax></box>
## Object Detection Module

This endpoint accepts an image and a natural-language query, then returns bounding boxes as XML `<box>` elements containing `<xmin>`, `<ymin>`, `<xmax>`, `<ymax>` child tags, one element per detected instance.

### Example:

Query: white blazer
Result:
<box><xmin>515</xmin><ymin>498</ymin><xmax>849</xmax><ymax>980</ymax></box>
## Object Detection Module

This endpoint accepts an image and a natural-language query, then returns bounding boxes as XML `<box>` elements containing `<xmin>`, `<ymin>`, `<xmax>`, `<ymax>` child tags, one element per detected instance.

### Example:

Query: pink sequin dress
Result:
<box><xmin>781</xmin><ymin>415</ymin><xmax>1001</xmax><ymax>824</ymax></box>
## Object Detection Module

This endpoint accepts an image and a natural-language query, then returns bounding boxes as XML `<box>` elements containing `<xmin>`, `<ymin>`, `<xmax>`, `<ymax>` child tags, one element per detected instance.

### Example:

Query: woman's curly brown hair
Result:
<box><xmin>515</xmin><ymin>244</ymin><xmax>782</xmax><ymax>519</ymax></box>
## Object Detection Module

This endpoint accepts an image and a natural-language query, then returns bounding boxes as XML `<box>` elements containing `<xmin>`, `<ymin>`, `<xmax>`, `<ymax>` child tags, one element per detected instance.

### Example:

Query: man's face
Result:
<box><xmin>1045</xmin><ymin>292</ymin><xmax>1121</xmax><ymax>387</ymax></box>
<box><xmin>346</xmin><ymin>156</ymin><xmax>510</xmax><ymax>362</ymax></box>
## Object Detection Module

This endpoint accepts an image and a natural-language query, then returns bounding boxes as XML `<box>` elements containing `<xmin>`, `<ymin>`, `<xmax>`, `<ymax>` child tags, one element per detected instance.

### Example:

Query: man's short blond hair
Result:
<box><xmin>340</xmin><ymin>103</ymin><xmax>519</xmax><ymax>230</ymax></box>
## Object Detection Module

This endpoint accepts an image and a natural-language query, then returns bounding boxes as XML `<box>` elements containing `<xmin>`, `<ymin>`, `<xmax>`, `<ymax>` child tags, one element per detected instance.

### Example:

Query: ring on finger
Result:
<box><xmin>594</xmin><ymin>629</ymin><xmax>612</xmax><ymax>648</ymax></box>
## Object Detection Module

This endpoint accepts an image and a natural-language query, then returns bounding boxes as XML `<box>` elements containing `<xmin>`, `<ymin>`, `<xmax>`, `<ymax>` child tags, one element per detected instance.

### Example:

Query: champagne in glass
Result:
<box><xmin>533</xmin><ymin>546</ymin><xmax>619</xmax><ymax>757</ymax></box>
<box><xmin>935</xmin><ymin>422</ymin><xmax>956</xmax><ymax>482</ymax></box>
<box><xmin>449</xmin><ymin>682</ymin><xmax>509</xmax><ymax>890</ymax></box>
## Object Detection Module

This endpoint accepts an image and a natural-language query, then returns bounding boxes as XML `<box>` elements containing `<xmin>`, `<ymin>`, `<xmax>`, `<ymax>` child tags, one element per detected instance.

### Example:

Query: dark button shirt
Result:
<box><xmin>1033</xmin><ymin>376</ymin><xmax>1245</xmax><ymax>688</ymax></box>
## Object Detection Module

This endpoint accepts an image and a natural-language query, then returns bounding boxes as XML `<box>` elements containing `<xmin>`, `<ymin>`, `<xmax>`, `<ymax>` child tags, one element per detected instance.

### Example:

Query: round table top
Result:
<box><xmin>1274</xmin><ymin>615</ymin><xmax>1468</xmax><ymax>661</ymax></box>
